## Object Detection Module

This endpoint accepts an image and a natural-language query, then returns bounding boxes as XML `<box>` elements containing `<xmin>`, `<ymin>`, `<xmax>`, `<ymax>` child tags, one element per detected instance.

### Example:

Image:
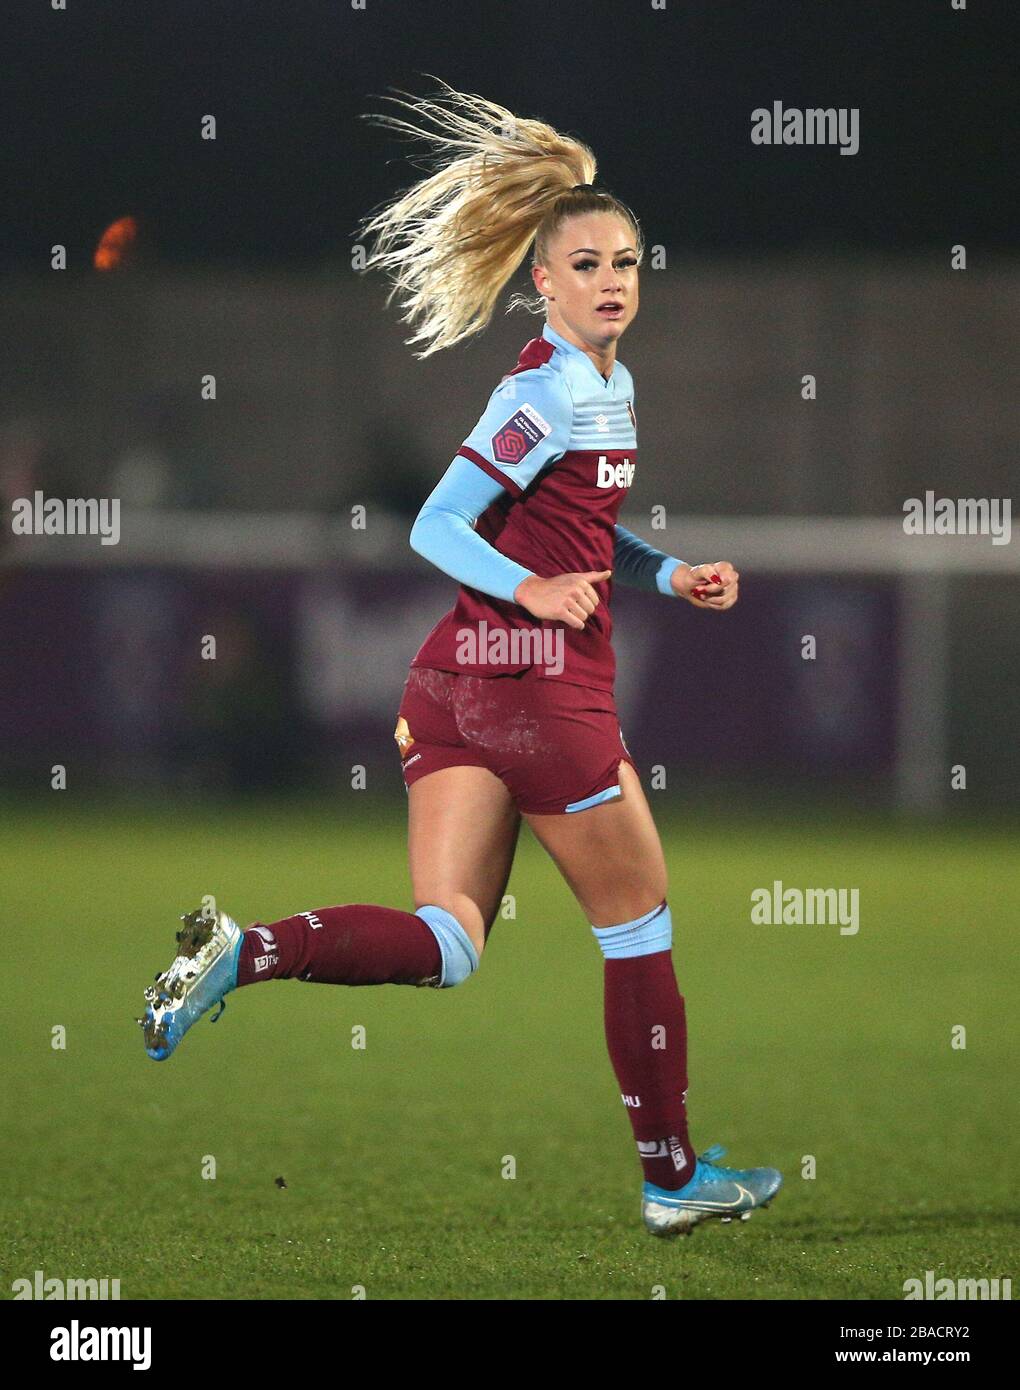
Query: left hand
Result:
<box><xmin>670</xmin><ymin>560</ymin><xmax>740</xmax><ymax>610</ymax></box>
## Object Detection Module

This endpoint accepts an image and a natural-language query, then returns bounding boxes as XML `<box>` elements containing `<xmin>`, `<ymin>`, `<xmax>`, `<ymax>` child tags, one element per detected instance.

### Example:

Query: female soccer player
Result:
<box><xmin>139</xmin><ymin>79</ymin><xmax>781</xmax><ymax>1237</ymax></box>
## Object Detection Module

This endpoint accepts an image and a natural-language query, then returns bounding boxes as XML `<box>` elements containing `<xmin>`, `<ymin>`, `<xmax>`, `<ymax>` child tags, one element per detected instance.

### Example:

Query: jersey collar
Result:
<box><xmin>541</xmin><ymin>321</ymin><xmax>616</xmax><ymax>387</ymax></box>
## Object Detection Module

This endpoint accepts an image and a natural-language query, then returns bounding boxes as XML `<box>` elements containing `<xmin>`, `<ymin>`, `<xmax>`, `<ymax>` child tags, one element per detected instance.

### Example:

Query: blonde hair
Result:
<box><xmin>353</xmin><ymin>75</ymin><xmax>642</xmax><ymax>358</ymax></box>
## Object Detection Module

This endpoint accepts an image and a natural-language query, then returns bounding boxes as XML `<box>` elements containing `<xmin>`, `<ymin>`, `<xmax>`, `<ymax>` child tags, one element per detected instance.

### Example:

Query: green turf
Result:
<box><xmin>1</xmin><ymin>796</ymin><xmax>1017</xmax><ymax>1300</ymax></box>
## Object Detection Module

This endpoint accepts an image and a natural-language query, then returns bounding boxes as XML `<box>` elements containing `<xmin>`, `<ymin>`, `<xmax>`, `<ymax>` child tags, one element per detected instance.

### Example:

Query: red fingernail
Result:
<box><xmin>710</xmin><ymin>573</ymin><xmax>722</xmax><ymax>584</ymax></box>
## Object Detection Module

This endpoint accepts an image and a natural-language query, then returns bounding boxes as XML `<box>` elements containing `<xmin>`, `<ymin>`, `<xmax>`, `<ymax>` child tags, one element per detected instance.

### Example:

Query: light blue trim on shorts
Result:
<box><xmin>564</xmin><ymin>783</ymin><xmax>622</xmax><ymax>814</ymax></box>
<box><xmin>591</xmin><ymin>902</ymin><xmax>673</xmax><ymax>959</ymax></box>
<box><xmin>415</xmin><ymin>904</ymin><xmax>479</xmax><ymax>987</ymax></box>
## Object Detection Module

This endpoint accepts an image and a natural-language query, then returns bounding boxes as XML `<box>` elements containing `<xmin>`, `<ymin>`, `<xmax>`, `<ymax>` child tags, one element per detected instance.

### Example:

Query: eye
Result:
<box><xmin>571</xmin><ymin>257</ymin><xmax>638</xmax><ymax>272</ymax></box>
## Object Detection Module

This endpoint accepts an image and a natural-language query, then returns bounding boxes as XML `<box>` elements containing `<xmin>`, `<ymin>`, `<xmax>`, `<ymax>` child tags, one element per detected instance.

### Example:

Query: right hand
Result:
<box><xmin>513</xmin><ymin>570</ymin><xmax>612</xmax><ymax>631</ymax></box>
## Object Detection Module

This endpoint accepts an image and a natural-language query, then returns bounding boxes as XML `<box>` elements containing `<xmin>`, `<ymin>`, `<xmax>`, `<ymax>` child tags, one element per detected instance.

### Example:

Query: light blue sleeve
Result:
<box><xmin>613</xmin><ymin>524</ymin><xmax>687</xmax><ymax>596</ymax></box>
<box><xmin>458</xmin><ymin>369</ymin><xmax>573</xmax><ymax>493</ymax></box>
<box><xmin>409</xmin><ymin>455</ymin><xmax>536</xmax><ymax>603</ymax></box>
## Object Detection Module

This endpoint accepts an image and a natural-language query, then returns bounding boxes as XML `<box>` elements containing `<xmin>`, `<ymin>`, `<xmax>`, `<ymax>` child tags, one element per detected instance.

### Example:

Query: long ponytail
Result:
<box><xmin>353</xmin><ymin>75</ymin><xmax>641</xmax><ymax>358</ymax></box>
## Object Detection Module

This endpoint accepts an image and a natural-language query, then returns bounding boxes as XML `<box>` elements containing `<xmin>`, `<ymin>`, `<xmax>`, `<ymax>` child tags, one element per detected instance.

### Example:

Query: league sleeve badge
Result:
<box><xmin>491</xmin><ymin>401</ymin><xmax>552</xmax><ymax>466</ymax></box>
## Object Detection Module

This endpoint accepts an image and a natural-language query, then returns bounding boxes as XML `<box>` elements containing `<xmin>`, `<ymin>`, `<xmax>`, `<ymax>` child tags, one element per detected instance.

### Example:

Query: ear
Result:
<box><xmin>531</xmin><ymin>262</ymin><xmax>551</xmax><ymax>298</ymax></box>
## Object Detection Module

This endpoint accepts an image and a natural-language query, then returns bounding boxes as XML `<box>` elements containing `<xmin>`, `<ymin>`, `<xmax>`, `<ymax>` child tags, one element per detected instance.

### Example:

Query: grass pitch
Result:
<box><xmin>1</xmin><ymin>796</ymin><xmax>1016</xmax><ymax>1300</ymax></box>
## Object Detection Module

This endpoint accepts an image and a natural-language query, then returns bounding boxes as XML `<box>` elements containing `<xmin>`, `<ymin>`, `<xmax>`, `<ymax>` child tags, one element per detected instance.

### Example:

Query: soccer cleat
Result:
<box><xmin>641</xmin><ymin>1143</ymin><xmax>782</xmax><ymax>1237</ymax></box>
<box><xmin>138</xmin><ymin>907</ymin><xmax>243</xmax><ymax>1061</ymax></box>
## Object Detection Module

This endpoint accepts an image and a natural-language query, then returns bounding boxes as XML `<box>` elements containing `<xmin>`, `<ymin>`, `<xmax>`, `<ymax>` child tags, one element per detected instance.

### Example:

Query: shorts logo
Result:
<box><xmin>491</xmin><ymin>402</ymin><xmax>552</xmax><ymax>466</ymax></box>
<box><xmin>394</xmin><ymin>717</ymin><xmax>415</xmax><ymax>759</ymax></box>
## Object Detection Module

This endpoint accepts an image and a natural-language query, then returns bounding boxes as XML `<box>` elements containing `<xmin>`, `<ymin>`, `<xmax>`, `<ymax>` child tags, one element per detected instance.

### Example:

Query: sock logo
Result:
<box><xmin>252</xmin><ymin>926</ymin><xmax>277</xmax><ymax>950</ymax></box>
<box><xmin>637</xmin><ymin>1140</ymin><xmax>668</xmax><ymax>1158</ymax></box>
<box><xmin>253</xmin><ymin>953</ymin><xmax>278</xmax><ymax>973</ymax></box>
<box><xmin>621</xmin><ymin>1093</ymin><xmax>642</xmax><ymax>1108</ymax></box>
<box><xmin>297</xmin><ymin>911</ymin><xmax>323</xmax><ymax>930</ymax></box>
<box><xmin>668</xmin><ymin>1136</ymin><xmax>688</xmax><ymax>1172</ymax></box>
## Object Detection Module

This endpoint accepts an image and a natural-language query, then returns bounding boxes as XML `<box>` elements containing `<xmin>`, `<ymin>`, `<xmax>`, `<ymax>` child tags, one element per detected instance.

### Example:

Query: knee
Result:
<box><xmin>415</xmin><ymin>904</ymin><xmax>481</xmax><ymax>987</ymax></box>
<box><xmin>591</xmin><ymin>900</ymin><xmax>673</xmax><ymax>959</ymax></box>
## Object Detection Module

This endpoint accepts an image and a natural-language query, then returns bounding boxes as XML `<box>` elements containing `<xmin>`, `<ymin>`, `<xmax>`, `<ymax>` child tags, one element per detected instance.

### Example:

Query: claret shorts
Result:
<box><xmin>394</xmin><ymin>665</ymin><xmax>637</xmax><ymax>816</ymax></box>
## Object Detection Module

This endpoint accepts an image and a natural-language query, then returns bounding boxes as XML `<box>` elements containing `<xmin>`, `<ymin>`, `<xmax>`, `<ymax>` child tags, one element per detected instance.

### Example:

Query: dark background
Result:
<box><xmin>2</xmin><ymin>0</ymin><xmax>1013</xmax><ymax>268</ymax></box>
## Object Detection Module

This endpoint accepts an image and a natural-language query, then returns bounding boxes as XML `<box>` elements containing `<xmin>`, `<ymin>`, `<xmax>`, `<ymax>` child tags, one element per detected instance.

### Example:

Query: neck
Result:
<box><xmin>547</xmin><ymin>313</ymin><xmax>616</xmax><ymax>380</ymax></box>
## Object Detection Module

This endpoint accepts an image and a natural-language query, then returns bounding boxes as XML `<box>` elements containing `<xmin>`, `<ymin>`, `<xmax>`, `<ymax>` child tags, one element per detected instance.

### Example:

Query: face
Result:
<box><xmin>532</xmin><ymin>212</ymin><xmax>639</xmax><ymax>350</ymax></box>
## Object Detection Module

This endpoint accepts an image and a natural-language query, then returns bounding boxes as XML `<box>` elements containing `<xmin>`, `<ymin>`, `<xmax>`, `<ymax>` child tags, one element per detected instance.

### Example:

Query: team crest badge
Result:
<box><xmin>394</xmin><ymin>717</ymin><xmax>415</xmax><ymax>759</ymax></box>
<box><xmin>491</xmin><ymin>401</ymin><xmax>552</xmax><ymax>466</ymax></box>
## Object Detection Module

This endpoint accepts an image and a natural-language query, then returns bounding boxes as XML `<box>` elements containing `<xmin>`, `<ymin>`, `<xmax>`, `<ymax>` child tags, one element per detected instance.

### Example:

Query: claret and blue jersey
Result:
<box><xmin>409</xmin><ymin>321</ymin><xmax>684</xmax><ymax>692</ymax></box>
<box><xmin>460</xmin><ymin>318</ymin><xmax>638</xmax><ymax>501</ymax></box>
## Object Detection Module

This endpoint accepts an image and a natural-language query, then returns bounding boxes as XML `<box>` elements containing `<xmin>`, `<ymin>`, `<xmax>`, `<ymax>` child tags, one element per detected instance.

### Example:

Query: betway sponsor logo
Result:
<box><xmin>597</xmin><ymin>456</ymin><xmax>635</xmax><ymax>489</ymax></box>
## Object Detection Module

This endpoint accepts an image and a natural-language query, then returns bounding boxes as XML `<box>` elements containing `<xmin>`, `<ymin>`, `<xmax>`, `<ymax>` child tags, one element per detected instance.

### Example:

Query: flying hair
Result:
<box><xmin>353</xmin><ymin>74</ymin><xmax>643</xmax><ymax>358</ymax></box>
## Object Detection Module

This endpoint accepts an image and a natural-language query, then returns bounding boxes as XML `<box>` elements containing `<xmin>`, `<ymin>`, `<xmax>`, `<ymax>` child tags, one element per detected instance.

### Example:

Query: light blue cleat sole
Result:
<box><xmin>642</xmin><ymin>1143</ymin><xmax>783</xmax><ymax>1237</ymax></box>
<box><xmin>138</xmin><ymin>907</ymin><xmax>243</xmax><ymax>1060</ymax></box>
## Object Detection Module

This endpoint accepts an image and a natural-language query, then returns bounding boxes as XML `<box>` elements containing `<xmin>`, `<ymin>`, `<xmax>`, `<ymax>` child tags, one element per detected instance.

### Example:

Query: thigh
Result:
<box><xmin>408</xmin><ymin>764</ymin><xmax>521</xmax><ymax>954</ymax></box>
<box><xmin>524</xmin><ymin>760</ymin><xmax>667</xmax><ymax>927</ymax></box>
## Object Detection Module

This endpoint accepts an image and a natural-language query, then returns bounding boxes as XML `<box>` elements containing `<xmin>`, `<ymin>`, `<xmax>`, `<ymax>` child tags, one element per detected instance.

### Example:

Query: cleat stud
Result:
<box><xmin>740</xmin><ymin>1212</ymin><xmax>752</xmax><ymax>1221</ymax></box>
<box><xmin>720</xmin><ymin>1216</ymin><xmax>732</xmax><ymax>1224</ymax></box>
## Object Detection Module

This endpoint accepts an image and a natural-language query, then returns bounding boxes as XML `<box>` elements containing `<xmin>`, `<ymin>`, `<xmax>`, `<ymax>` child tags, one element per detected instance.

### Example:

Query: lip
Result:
<box><xmin>596</xmin><ymin>303</ymin><xmax>624</xmax><ymax>318</ymax></box>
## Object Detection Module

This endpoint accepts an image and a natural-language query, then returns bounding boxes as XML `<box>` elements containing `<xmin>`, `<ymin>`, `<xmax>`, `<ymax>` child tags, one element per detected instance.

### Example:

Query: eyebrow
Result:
<box><xmin>568</xmin><ymin>247</ymin><xmax>636</xmax><ymax>255</ymax></box>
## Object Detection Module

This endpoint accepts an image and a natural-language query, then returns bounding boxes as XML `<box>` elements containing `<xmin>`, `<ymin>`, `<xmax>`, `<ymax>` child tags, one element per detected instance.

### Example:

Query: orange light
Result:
<box><xmin>94</xmin><ymin>216</ymin><xmax>139</xmax><ymax>271</ymax></box>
